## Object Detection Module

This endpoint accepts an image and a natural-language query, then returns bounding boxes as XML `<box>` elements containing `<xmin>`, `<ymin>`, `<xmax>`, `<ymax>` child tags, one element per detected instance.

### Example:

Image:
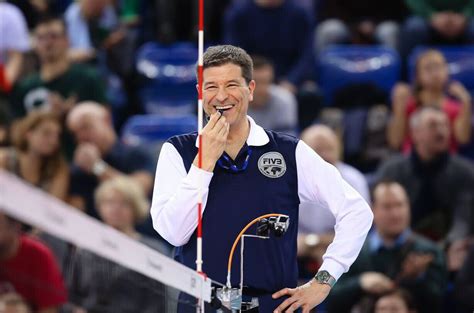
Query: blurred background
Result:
<box><xmin>0</xmin><ymin>0</ymin><xmax>473</xmax><ymax>312</ymax></box>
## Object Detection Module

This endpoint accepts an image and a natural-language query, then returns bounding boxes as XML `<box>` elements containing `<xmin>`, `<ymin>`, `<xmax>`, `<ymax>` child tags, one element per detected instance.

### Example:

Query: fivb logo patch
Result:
<box><xmin>258</xmin><ymin>152</ymin><xmax>286</xmax><ymax>178</ymax></box>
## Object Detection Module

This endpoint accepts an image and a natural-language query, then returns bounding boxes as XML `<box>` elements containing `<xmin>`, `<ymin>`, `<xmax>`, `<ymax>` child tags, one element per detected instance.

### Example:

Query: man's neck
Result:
<box><xmin>40</xmin><ymin>58</ymin><xmax>70</xmax><ymax>82</ymax></box>
<box><xmin>377</xmin><ymin>231</ymin><xmax>402</xmax><ymax>248</ymax></box>
<box><xmin>414</xmin><ymin>147</ymin><xmax>438</xmax><ymax>162</ymax></box>
<box><xmin>227</xmin><ymin>118</ymin><xmax>250</xmax><ymax>146</ymax></box>
<box><xmin>225</xmin><ymin>118</ymin><xmax>250</xmax><ymax>159</ymax></box>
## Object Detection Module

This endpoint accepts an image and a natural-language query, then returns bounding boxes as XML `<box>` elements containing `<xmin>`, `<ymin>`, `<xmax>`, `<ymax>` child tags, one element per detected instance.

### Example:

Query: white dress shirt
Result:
<box><xmin>151</xmin><ymin>116</ymin><xmax>373</xmax><ymax>280</ymax></box>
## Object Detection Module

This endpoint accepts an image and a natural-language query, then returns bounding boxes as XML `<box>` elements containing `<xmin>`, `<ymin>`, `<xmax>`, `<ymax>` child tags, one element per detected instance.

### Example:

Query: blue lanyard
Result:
<box><xmin>217</xmin><ymin>148</ymin><xmax>253</xmax><ymax>173</ymax></box>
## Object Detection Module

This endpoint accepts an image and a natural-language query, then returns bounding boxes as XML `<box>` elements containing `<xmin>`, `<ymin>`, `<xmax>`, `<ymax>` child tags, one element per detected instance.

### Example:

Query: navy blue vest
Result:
<box><xmin>168</xmin><ymin>130</ymin><xmax>300</xmax><ymax>312</ymax></box>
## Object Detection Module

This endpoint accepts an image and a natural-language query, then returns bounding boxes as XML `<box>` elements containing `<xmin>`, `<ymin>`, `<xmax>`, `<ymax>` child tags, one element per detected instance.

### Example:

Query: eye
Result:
<box><xmin>205</xmin><ymin>85</ymin><xmax>217</xmax><ymax>90</ymax></box>
<box><xmin>227</xmin><ymin>83</ymin><xmax>239</xmax><ymax>88</ymax></box>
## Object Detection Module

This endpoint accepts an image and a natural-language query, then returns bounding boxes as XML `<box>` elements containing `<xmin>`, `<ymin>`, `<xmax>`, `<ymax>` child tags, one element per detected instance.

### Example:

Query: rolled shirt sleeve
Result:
<box><xmin>296</xmin><ymin>140</ymin><xmax>373</xmax><ymax>280</ymax></box>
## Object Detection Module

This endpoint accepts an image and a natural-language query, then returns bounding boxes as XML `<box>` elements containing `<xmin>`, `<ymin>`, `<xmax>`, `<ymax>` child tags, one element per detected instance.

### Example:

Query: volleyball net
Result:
<box><xmin>0</xmin><ymin>169</ymin><xmax>211</xmax><ymax>313</ymax></box>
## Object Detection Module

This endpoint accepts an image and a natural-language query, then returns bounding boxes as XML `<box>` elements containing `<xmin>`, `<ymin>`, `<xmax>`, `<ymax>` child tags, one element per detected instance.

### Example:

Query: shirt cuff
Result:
<box><xmin>319</xmin><ymin>259</ymin><xmax>346</xmax><ymax>281</ymax></box>
<box><xmin>187</xmin><ymin>164</ymin><xmax>214</xmax><ymax>187</ymax></box>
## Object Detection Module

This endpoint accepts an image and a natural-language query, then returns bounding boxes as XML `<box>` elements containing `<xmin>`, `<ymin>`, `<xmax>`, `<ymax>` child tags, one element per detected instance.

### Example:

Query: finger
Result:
<box><xmin>217</xmin><ymin>122</ymin><xmax>229</xmax><ymax>140</ymax></box>
<box><xmin>209</xmin><ymin>115</ymin><xmax>226</xmax><ymax>133</ymax></box>
<box><xmin>285</xmin><ymin>300</ymin><xmax>302</xmax><ymax>313</ymax></box>
<box><xmin>302</xmin><ymin>305</ymin><xmax>311</xmax><ymax>313</ymax></box>
<box><xmin>274</xmin><ymin>295</ymin><xmax>299</xmax><ymax>313</ymax></box>
<box><xmin>272</xmin><ymin>288</ymin><xmax>294</xmax><ymax>299</ymax></box>
<box><xmin>206</xmin><ymin>112</ymin><xmax>222</xmax><ymax>128</ymax></box>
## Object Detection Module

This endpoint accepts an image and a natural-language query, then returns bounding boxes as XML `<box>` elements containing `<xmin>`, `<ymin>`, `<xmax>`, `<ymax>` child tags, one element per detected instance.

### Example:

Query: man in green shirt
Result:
<box><xmin>401</xmin><ymin>0</ymin><xmax>474</xmax><ymax>57</ymax></box>
<box><xmin>10</xmin><ymin>16</ymin><xmax>106</xmax><ymax>119</ymax></box>
<box><xmin>326</xmin><ymin>180</ymin><xmax>447</xmax><ymax>313</ymax></box>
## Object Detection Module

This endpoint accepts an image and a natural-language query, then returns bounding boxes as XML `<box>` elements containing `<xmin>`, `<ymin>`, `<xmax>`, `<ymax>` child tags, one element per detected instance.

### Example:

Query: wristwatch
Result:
<box><xmin>313</xmin><ymin>270</ymin><xmax>336</xmax><ymax>288</ymax></box>
<box><xmin>92</xmin><ymin>159</ymin><xmax>107</xmax><ymax>176</ymax></box>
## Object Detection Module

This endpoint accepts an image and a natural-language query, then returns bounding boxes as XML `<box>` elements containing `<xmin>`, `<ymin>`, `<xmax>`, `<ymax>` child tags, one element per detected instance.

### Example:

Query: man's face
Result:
<box><xmin>251</xmin><ymin>65</ymin><xmax>273</xmax><ymax>108</ymax></box>
<box><xmin>373</xmin><ymin>184</ymin><xmax>410</xmax><ymax>238</ymax></box>
<box><xmin>34</xmin><ymin>21</ymin><xmax>68</xmax><ymax>63</ymax></box>
<box><xmin>69</xmin><ymin>114</ymin><xmax>107</xmax><ymax>147</ymax></box>
<box><xmin>412</xmin><ymin>111</ymin><xmax>450</xmax><ymax>156</ymax></box>
<box><xmin>201</xmin><ymin>63</ymin><xmax>255</xmax><ymax>127</ymax></box>
<box><xmin>303</xmin><ymin>132</ymin><xmax>339</xmax><ymax>165</ymax></box>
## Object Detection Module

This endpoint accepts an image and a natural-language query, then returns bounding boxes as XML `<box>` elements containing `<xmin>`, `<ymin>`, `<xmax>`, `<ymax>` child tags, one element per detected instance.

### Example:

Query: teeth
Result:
<box><xmin>215</xmin><ymin>105</ymin><xmax>233</xmax><ymax>110</ymax></box>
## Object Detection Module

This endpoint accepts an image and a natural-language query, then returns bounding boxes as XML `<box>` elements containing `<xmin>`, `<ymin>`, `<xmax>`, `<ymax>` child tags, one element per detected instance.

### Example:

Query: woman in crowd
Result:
<box><xmin>0</xmin><ymin>111</ymin><xmax>69</xmax><ymax>200</ymax></box>
<box><xmin>69</xmin><ymin>176</ymin><xmax>172</xmax><ymax>313</ymax></box>
<box><xmin>388</xmin><ymin>49</ymin><xmax>472</xmax><ymax>153</ymax></box>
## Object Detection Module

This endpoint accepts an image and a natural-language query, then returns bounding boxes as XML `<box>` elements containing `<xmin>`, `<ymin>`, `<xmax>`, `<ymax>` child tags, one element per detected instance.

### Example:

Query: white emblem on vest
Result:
<box><xmin>258</xmin><ymin>152</ymin><xmax>286</xmax><ymax>178</ymax></box>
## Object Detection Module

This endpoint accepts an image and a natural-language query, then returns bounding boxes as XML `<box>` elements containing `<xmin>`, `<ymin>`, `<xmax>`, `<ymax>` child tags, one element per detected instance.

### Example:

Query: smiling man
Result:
<box><xmin>150</xmin><ymin>45</ymin><xmax>373</xmax><ymax>313</ymax></box>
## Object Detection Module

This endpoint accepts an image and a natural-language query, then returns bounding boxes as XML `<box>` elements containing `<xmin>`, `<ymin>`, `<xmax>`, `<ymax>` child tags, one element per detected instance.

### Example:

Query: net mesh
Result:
<box><xmin>0</xmin><ymin>170</ymin><xmax>208</xmax><ymax>313</ymax></box>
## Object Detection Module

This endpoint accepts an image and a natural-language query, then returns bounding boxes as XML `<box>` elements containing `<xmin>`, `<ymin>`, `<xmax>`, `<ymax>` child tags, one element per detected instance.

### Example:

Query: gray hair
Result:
<box><xmin>409</xmin><ymin>106</ymin><xmax>444</xmax><ymax>130</ymax></box>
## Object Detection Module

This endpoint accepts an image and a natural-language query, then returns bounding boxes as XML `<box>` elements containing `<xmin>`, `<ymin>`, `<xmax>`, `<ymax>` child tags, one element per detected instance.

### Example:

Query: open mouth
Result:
<box><xmin>215</xmin><ymin>105</ymin><xmax>234</xmax><ymax>113</ymax></box>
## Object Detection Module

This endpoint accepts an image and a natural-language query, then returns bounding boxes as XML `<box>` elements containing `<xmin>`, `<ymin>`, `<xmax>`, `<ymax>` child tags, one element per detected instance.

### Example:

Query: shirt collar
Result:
<box><xmin>369</xmin><ymin>229</ymin><xmax>412</xmax><ymax>252</ymax></box>
<box><xmin>195</xmin><ymin>115</ymin><xmax>269</xmax><ymax>148</ymax></box>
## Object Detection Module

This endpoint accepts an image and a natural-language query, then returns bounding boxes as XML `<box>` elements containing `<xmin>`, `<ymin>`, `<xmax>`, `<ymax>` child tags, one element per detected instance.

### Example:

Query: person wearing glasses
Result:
<box><xmin>150</xmin><ymin>45</ymin><xmax>373</xmax><ymax>313</ymax></box>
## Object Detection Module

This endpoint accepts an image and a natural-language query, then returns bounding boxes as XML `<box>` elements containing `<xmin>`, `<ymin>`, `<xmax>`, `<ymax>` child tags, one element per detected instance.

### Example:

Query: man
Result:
<box><xmin>377</xmin><ymin>107</ymin><xmax>474</xmax><ymax>243</ymax></box>
<box><xmin>10</xmin><ymin>16</ymin><xmax>106</xmax><ymax>118</ymax></box>
<box><xmin>326</xmin><ymin>181</ymin><xmax>446</xmax><ymax>313</ymax></box>
<box><xmin>151</xmin><ymin>45</ymin><xmax>373</xmax><ymax>312</ymax></box>
<box><xmin>0</xmin><ymin>213</ymin><xmax>67</xmax><ymax>313</ymax></box>
<box><xmin>247</xmin><ymin>56</ymin><xmax>298</xmax><ymax>134</ymax></box>
<box><xmin>401</xmin><ymin>0</ymin><xmax>474</xmax><ymax>58</ymax></box>
<box><xmin>297</xmin><ymin>125</ymin><xmax>370</xmax><ymax>277</ymax></box>
<box><xmin>67</xmin><ymin>102</ymin><xmax>155</xmax><ymax>219</ymax></box>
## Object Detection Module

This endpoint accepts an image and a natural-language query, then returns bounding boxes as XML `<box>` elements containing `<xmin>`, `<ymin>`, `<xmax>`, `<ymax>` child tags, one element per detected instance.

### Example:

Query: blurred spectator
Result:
<box><xmin>297</xmin><ymin>124</ymin><xmax>370</xmax><ymax>277</ymax></box>
<box><xmin>7</xmin><ymin>0</ymin><xmax>73</xmax><ymax>29</ymax></box>
<box><xmin>378</xmin><ymin>107</ymin><xmax>474</xmax><ymax>242</ymax></box>
<box><xmin>0</xmin><ymin>106</ymin><xmax>10</xmax><ymax>147</ymax></box>
<box><xmin>67</xmin><ymin>102</ymin><xmax>154</xmax><ymax>218</ymax></box>
<box><xmin>454</xmin><ymin>242</ymin><xmax>474</xmax><ymax>312</ymax></box>
<box><xmin>326</xmin><ymin>181</ymin><xmax>446</xmax><ymax>313</ymax></box>
<box><xmin>69</xmin><ymin>177</ymin><xmax>170</xmax><ymax>313</ymax></box>
<box><xmin>315</xmin><ymin>0</ymin><xmax>408</xmax><ymax>52</ymax></box>
<box><xmin>64</xmin><ymin>0</ymin><xmax>120</xmax><ymax>63</ymax></box>
<box><xmin>224</xmin><ymin>0</ymin><xmax>315</xmax><ymax>92</ymax></box>
<box><xmin>372</xmin><ymin>289</ymin><xmax>418</xmax><ymax>313</ymax></box>
<box><xmin>388</xmin><ymin>49</ymin><xmax>472</xmax><ymax>152</ymax></box>
<box><xmin>401</xmin><ymin>0</ymin><xmax>474</xmax><ymax>58</ymax></box>
<box><xmin>0</xmin><ymin>213</ymin><xmax>67</xmax><ymax>313</ymax></box>
<box><xmin>302</xmin><ymin>124</ymin><xmax>370</xmax><ymax>201</ymax></box>
<box><xmin>154</xmin><ymin>0</ymin><xmax>232</xmax><ymax>43</ymax></box>
<box><xmin>0</xmin><ymin>112</ymin><xmax>69</xmax><ymax>201</ymax></box>
<box><xmin>64</xmin><ymin>0</ymin><xmax>137</xmax><ymax>79</ymax></box>
<box><xmin>247</xmin><ymin>56</ymin><xmax>298</xmax><ymax>134</ymax></box>
<box><xmin>0</xmin><ymin>2</ymin><xmax>30</xmax><ymax>94</ymax></box>
<box><xmin>0</xmin><ymin>293</ymin><xmax>31</xmax><ymax>313</ymax></box>
<box><xmin>10</xmin><ymin>16</ymin><xmax>107</xmax><ymax>119</ymax></box>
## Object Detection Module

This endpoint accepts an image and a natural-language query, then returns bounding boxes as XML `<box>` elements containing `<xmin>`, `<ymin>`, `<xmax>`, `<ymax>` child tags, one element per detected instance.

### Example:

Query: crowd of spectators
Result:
<box><xmin>0</xmin><ymin>0</ymin><xmax>473</xmax><ymax>312</ymax></box>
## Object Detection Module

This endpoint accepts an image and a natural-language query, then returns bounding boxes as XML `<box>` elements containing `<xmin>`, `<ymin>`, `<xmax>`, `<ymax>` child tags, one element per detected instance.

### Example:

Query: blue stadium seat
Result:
<box><xmin>408</xmin><ymin>46</ymin><xmax>474</xmax><ymax>94</ymax></box>
<box><xmin>121</xmin><ymin>115</ymin><xmax>197</xmax><ymax>151</ymax></box>
<box><xmin>317</xmin><ymin>45</ymin><xmax>401</xmax><ymax>105</ymax></box>
<box><xmin>136</xmin><ymin>42</ymin><xmax>198</xmax><ymax>115</ymax></box>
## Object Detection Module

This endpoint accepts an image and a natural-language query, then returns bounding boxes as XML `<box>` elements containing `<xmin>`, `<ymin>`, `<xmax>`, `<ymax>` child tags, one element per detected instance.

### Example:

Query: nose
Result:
<box><xmin>215</xmin><ymin>87</ymin><xmax>229</xmax><ymax>102</ymax></box>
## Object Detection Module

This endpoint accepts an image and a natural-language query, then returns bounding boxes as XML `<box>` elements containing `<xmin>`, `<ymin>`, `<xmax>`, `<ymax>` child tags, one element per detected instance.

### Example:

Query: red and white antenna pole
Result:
<box><xmin>196</xmin><ymin>0</ymin><xmax>205</xmax><ymax>311</ymax></box>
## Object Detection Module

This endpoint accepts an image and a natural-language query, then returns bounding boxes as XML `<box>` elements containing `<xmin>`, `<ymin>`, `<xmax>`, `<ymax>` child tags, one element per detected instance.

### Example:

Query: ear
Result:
<box><xmin>248</xmin><ymin>80</ymin><xmax>256</xmax><ymax>102</ymax></box>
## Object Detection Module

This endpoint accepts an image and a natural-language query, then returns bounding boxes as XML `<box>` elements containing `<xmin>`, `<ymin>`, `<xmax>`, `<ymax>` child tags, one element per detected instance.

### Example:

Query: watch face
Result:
<box><xmin>318</xmin><ymin>271</ymin><xmax>329</xmax><ymax>281</ymax></box>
